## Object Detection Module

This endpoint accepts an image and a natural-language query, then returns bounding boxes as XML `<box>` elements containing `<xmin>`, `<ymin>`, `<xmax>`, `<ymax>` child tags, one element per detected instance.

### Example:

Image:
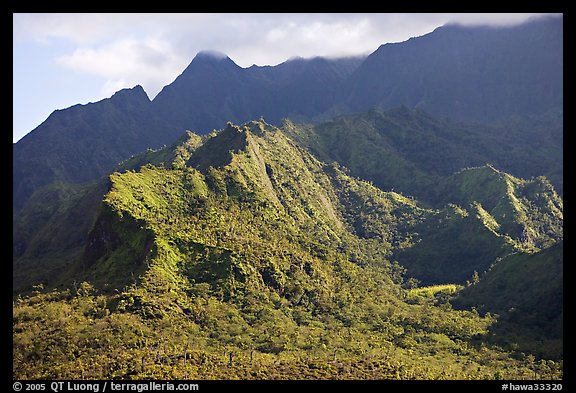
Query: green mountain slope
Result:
<box><xmin>13</xmin><ymin>86</ymin><xmax>180</xmax><ymax>214</ymax></box>
<box><xmin>13</xmin><ymin>120</ymin><xmax>563</xmax><ymax>379</ymax></box>
<box><xmin>285</xmin><ymin>107</ymin><xmax>562</xmax><ymax>199</ymax></box>
<box><xmin>437</xmin><ymin>165</ymin><xmax>563</xmax><ymax>250</ymax></box>
<box><xmin>453</xmin><ymin>242</ymin><xmax>563</xmax><ymax>359</ymax></box>
<box><xmin>394</xmin><ymin>165</ymin><xmax>563</xmax><ymax>285</ymax></box>
<box><xmin>85</xmin><ymin>121</ymin><xmax>418</xmax><ymax>291</ymax></box>
<box><xmin>14</xmin><ymin>107</ymin><xmax>562</xmax><ymax>293</ymax></box>
<box><xmin>12</xmin><ymin>130</ymin><xmax>205</xmax><ymax>294</ymax></box>
<box><xmin>12</xmin><ymin>180</ymin><xmax>108</xmax><ymax>292</ymax></box>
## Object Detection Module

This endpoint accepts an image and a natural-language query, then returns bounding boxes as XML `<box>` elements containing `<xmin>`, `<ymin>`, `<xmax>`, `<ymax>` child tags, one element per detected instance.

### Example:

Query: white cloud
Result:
<box><xmin>13</xmin><ymin>12</ymin><xmax>560</xmax><ymax>141</ymax></box>
<box><xmin>259</xmin><ymin>17</ymin><xmax>373</xmax><ymax>59</ymax></box>
<box><xmin>13</xmin><ymin>13</ymin><xmax>210</xmax><ymax>45</ymax></box>
<box><xmin>443</xmin><ymin>13</ymin><xmax>561</xmax><ymax>26</ymax></box>
<box><xmin>56</xmin><ymin>37</ymin><xmax>189</xmax><ymax>99</ymax></box>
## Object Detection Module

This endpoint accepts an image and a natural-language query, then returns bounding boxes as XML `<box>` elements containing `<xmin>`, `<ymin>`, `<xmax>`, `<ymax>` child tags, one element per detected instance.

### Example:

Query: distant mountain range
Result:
<box><xmin>339</xmin><ymin>18</ymin><xmax>562</xmax><ymax>122</ymax></box>
<box><xmin>13</xmin><ymin>15</ymin><xmax>563</xmax><ymax>214</ymax></box>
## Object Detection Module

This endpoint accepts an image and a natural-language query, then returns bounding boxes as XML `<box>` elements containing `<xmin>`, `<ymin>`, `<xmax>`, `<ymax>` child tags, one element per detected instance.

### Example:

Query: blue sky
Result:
<box><xmin>12</xmin><ymin>13</ymin><xmax>558</xmax><ymax>143</ymax></box>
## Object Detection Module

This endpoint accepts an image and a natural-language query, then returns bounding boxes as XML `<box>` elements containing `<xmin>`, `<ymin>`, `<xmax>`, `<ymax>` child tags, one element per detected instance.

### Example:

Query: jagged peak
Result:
<box><xmin>241</xmin><ymin>118</ymin><xmax>276</xmax><ymax>136</ymax></box>
<box><xmin>178</xmin><ymin>50</ymin><xmax>241</xmax><ymax>75</ymax></box>
<box><xmin>109</xmin><ymin>85</ymin><xmax>150</xmax><ymax>102</ymax></box>
<box><xmin>186</xmin><ymin>121</ymin><xmax>248</xmax><ymax>172</ymax></box>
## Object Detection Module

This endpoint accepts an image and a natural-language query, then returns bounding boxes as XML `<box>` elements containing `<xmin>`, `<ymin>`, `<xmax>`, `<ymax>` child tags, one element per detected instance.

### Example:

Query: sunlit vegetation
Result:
<box><xmin>407</xmin><ymin>284</ymin><xmax>462</xmax><ymax>304</ymax></box>
<box><xmin>13</xmin><ymin>278</ymin><xmax>561</xmax><ymax>379</ymax></box>
<box><xmin>13</xmin><ymin>120</ymin><xmax>562</xmax><ymax>380</ymax></box>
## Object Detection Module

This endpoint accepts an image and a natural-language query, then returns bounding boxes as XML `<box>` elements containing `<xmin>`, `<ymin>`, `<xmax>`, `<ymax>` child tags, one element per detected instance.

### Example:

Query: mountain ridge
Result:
<box><xmin>13</xmin><ymin>85</ymin><xmax>178</xmax><ymax>213</ymax></box>
<box><xmin>13</xmin><ymin>15</ymin><xmax>563</xmax><ymax>215</ymax></box>
<box><xmin>14</xmin><ymin>117</ymin><xmax>563</xmax><ymax>291</ymax></box>
<box><xmin>453</xmin><ymin>242</ymin><xmax>563</xmax><ymax>358</ymax></box>
<box><xmin>13</xmin><ymin>118</ymin><xmax>563</xmax><ymax>379</ymax></box>
<box><xmin>341</xmin><ymin>16</ymin><xmax>562</xmax><ymax>122</ymax></box>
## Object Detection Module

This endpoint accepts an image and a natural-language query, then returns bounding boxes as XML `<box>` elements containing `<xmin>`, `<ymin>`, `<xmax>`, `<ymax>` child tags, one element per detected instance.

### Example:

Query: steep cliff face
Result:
<box><xmin>341</xmin><ymin>16</ymin><xmax>563</xmax><ymax>122</ymax></box>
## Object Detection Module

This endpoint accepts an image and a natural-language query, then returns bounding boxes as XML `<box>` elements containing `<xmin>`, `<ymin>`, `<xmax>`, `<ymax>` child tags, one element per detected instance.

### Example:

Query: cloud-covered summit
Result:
<box><xmin>13</xmin><ymin>13</ymin><xmax>560</xmax><ymax>142</ymax></box>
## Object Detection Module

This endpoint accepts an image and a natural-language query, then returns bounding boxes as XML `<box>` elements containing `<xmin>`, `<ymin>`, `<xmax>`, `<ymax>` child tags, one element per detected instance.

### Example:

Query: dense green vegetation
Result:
<box><xmin>393</xmin><ymin>165</ymin><xmax>562</xmax><ymax>285</ymax></box>
<box><xmin>12</xmin><ymin>180</ymin><xmax>108</xmax><ymax>292</ymax></box>
<box><xmin>13</xmin><ymin>281</ymin><xmax>561</xmax><ymax>380</ymax></box>
<box><xmin>285</xmin><ymin>107</ymin><xmax>562</xmax><ymax>200</ymax></box>
<box><xmin>454</xmin><ymin>243</ymin><xmax>563</xmax><ymax>359</ymax></box>
<box><xmin>13</xmin><ymin>120</ymin><xmax>563</xmax><ymax>379</ymax></box>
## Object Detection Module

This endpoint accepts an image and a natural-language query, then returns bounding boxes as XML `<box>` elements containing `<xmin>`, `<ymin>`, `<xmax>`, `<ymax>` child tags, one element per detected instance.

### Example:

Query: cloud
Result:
<box><xmin>14</xmin><ymin>13</ymin><xmax>128</xmax><ymax>44</ymax></box>
<box><xmin>13</xmin><ymin>13</ymin><xmax>209</xmax><ymax>44</ymax></box>
<box><xmin>101</xmin><ymin>78</ymin><xmax>131</xmax><ymax>98</ymax></box>
<box><xmin>443</xmin><ymin>13</ymin><xmax>562</xmax><ymax>26</ymax></box>
<box><xmin>56</xmin><ymin>37</ymin><xmax>189</xmax><ymax>98</ymax></box>
<box><xmin>15</xmin><ymin>13</ymin><xmax>561</xmax><ymax>104</ymax></box>
<box><xmin>260</xmin><ymin>16</ymin><xmax>373</xmax><ymax>58</ymax></box>
<box><xmin>13</xmin><ymin>13</ymin><xmax>560</xmax><ymax>142</ymax></box>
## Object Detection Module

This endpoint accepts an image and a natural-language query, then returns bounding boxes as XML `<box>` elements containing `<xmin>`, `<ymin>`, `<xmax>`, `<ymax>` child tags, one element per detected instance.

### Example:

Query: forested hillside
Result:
<box><xmin>13</xmin><ymin>120</ymin><xmax>563</xmax><ymax>379</ymax></box>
